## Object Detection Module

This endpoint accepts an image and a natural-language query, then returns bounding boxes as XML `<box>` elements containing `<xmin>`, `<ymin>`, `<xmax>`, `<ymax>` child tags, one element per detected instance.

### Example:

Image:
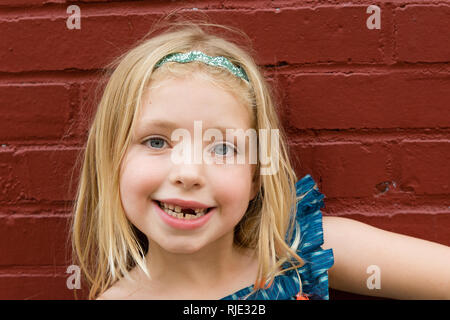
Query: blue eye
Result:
<box><xmin>213</xmin><ymin>143</ymin><xmax>235</xmax><ymax>156</ymax></box>
<box><xmin>145</xmin><ymin>137</ymin><xmax>167</xmax><ymax>149</ymax></box>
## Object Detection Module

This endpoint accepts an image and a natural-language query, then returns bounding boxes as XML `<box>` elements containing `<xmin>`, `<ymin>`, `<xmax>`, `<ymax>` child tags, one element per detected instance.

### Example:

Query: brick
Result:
<box><xmin>396</xmin><ymin>5</ymin><xmax>450</xmax><ymax>62</ymax></box>
<box><xmin>392</xmin><ymin>141</ymin><xmax>450</xmax><ymax>195</ymax></box>
<box><xmin>0</xmin><ymin>148</ymin><xmax>81</xmax><ymax>203</ymax></box>
<box><xmin>0</xmin><ymin>5</ymin><xmax>389</xmax><ymax>72</ymax></box>
<box><xmin>0</xmin><ymin>151</ymin><xmax>19</xmax><ymax>202</ymax></box>
<box><xmin>0</xmin><ymin>270</ymin><xmax>87</xmax><ymax>299</ymax></box>
<box><xmin>0</xmin><ymin>83</ymin><xmax>75</xmax><ymax>141</ymax></box>
<box><xmin>435</xmin><ymin>214</ymin><xmax>450</xmax><ymax>245</ymax></box>
<box><xmin>285</xmin><ymin>72</ymin><xmax>450</xmax><ymax>130</ymax></box>
<box><xmin>0</xmin><ymin>13</ymin><xmax>156</xmax><ymax>72</ymax></box>
<box><xmin>290</xmin><ymin>140</ymin><xmax>450</xmax><ymax>200</ymax></box>
<box><xmin>342</xmin><ymin>213</ymin><xmax>450</xmax><ymax>247</ymax></box>
<box><xmin>0</xmin><ymin>0</ymin><xmax>65</xmax><ymax>6</ymax></box>
<box><xmin>213</xmin><ymin>6</ymin><xmax>388</xmax><ymax>65</ymax></box>
<box><xmin>15</xmin><ymin>148</ymin><xmax>81</xmax><ymax>202</ymax></box>
<box><xmin>222</xmin><ymin>0</ymin><xmax>271</xmax><ymax>8</ymax></box>
<box><xmin>0</xmin><ymin>215</ymin><xmax>71</xmax><ymax>266</ymax></box>
<box><xmin>290</xmin><ymin>142</ymin><xmax>391</xmax><ymax>198</ymax></box>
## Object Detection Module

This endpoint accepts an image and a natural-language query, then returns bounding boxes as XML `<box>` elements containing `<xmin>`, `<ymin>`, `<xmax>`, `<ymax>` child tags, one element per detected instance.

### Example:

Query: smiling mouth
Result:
<box><xmin>155</xmin><ymin>200</ymin><xmax>214</xmax><ymax>220</ymax></box>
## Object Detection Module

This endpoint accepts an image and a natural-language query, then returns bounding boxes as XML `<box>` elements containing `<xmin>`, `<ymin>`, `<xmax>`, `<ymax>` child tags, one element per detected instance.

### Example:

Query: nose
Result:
<box><xmin>169</xmin><ymin>163</ymin><xmax>205</xmax><ymax>190</ymax></box>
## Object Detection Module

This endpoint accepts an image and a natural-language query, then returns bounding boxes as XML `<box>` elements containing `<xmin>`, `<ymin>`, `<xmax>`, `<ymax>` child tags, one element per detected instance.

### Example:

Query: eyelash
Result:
<box><xmin>210</xmin><ymin>142</ymin><xmax>238</xmax><ymax>156</ymax></box>
<box><xmin>142</xmin><ymin>136</ymin><xmax>170</xmax><ymax>150</ymax></box>
<box><xmin>142</xmin><ymin>137</ymin><xmax>238</xmax><ymax>155</ymax></box>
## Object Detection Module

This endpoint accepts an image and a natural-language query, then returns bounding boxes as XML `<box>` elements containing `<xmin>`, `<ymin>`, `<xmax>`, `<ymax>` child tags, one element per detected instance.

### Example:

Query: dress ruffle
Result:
<box><xmin>221</xmin><ymin>174</ymin><xmax>334</xmax><ymax>300</ymax></box>
<box><xmin>287</xmin><ymin>174</ymin><xmax>335</xmax><ymax>299</ymax></box>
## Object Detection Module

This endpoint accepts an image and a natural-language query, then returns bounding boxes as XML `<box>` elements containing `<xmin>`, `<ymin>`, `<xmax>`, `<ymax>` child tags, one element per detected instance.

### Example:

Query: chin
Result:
<box><xmin>158</xmin><ymin>238</ymin><xmax>206</xmax><ymax>255</ymax></box>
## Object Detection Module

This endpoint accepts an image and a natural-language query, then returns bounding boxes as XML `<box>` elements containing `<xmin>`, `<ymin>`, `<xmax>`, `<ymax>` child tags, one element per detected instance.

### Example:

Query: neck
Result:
<box><xmin>134</xmin><ymin>234</ymin><xmax>257</xmax><ymax>297</ymax></box>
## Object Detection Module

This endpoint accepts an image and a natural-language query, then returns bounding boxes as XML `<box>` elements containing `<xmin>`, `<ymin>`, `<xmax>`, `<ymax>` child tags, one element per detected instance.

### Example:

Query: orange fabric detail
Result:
<box><xmin>296</xmin><ymin>293</ymin><xmax>309</xmax><ymax>300</ymax></box>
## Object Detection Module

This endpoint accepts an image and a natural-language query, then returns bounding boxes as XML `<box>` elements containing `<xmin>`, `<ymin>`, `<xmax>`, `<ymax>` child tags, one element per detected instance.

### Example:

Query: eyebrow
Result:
<box><xmin>136</xmin><ymin>119</ymin><xmax>180</xmax><ymax>131</ymax></box>
<box><xmin>136</xmin><ymin>119</ymin><xmax>243</xmax><ymax>133</ymax></box>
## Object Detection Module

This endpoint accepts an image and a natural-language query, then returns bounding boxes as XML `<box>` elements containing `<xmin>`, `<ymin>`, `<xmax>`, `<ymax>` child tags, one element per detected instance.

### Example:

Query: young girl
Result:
<box><xmin>70</xmin><ymin>19</ymin><xmax>450</xmax><ymax>300</ymax></box>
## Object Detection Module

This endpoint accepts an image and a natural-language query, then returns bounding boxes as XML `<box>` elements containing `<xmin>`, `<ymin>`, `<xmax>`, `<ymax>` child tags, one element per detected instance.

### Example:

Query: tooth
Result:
<box><xmin>174</xmin><ymin>206</ymin><xmax>181</xmax><ymax>213</ymax></box>
<box><xmin>169</xmin><ymin>204</ymin><xmax>174</xmax><ymax>210</ymax></box>
<box><xmin>163</xmin><ymin>206</ymin><xmax>205</xmax><ymax>220</ymax></box>
<box><xmin>163</xmin><ymin>202</ymin><xmax>169</xmax><ymax>209</ymax></box>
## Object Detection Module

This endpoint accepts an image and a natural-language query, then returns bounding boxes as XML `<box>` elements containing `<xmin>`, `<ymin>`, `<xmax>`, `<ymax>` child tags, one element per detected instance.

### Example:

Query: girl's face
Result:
<box><xmin>119</xmin><ymin>76</ymin><xmax>257</xmax><ymax>254</ymax></box>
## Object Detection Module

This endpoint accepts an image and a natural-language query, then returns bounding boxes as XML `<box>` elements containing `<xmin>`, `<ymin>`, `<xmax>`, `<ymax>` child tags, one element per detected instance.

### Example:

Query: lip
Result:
<box><xmin>153</xmin><ymin>200</ymin><xmax>215</xmax><ymax>230</ymax></box>
<box><xmin>157</xmin><ymin>198</ymin><xmax>212</xmax><ymax>209</ymax></box>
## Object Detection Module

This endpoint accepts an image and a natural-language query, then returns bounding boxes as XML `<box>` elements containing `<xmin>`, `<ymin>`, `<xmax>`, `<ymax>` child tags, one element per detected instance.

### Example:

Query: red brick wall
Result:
<box><xmin>0</xmin><ymin>0</ymin><xmax>448</xmax><ymax>300</ymax></box>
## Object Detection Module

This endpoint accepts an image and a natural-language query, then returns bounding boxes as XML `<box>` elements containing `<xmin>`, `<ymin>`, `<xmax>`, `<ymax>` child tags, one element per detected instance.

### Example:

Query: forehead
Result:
<box><xmin>135</xmin><ymin>77</ymin><xmax>252</xmax><ymax>132</ymax></box>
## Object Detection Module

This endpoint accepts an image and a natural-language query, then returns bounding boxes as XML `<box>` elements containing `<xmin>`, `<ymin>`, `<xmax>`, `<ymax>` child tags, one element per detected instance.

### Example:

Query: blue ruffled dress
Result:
<box><xmin>220</xmin><ymin>174</ymin><xmax>334</xmax><ymax>300</ymax></box>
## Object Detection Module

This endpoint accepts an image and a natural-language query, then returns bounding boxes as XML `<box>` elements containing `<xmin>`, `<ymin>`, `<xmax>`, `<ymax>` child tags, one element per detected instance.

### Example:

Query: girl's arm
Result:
<box><xmin>322</xmin><ymin>216</ymin><xmax>450</xmax><ymax>299</ymax></box>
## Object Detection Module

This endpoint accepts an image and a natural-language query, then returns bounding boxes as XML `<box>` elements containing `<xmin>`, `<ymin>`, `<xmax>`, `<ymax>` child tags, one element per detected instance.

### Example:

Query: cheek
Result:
<box><xmin>119</xmin><ymin>153</ymin><xmax>169</xmax><ymax>211</ymax></box>
<box><xmin>211</xmin><ymin>164</ymin><xmax>254</xmax><ymax>209</ymax></box>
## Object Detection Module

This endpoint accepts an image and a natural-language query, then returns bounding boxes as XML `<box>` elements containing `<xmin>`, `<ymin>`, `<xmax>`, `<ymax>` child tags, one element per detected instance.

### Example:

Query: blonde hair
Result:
<box><xmin>70</xmin><ymin>15</ymin><xmax>305</xmax><ymax>300</ymax></box>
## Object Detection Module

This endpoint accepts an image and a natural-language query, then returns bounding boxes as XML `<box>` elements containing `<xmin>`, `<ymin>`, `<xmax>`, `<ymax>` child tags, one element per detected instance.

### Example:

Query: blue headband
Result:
<box><xmin>154</xmin><ymin>50</ymin><xmax>250</xmax><ymax>82</ymax></box>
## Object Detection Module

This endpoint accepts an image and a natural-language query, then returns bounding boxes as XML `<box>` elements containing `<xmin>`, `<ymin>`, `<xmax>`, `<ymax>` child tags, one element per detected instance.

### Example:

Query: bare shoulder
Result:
<box><xmin>96</xmin><ymin>279</ymin><xmax>130</xmax><ymax>300</ymax></box>
<box><xmin>96</xmin><ymin>270</ymin><xmax>145</xmax><ymax>300</ymax></box>
<box><xmin>96</xmin><ymin>268</ymin><xmax>162</xmax><ymax>300</ymax></box>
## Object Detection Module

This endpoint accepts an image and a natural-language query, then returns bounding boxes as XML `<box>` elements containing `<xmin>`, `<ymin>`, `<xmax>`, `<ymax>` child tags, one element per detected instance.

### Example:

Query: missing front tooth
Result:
<box><xmin>181</xmin><ymin>208</ymin><xmax>196</xmax><ymax>216</ymax></box>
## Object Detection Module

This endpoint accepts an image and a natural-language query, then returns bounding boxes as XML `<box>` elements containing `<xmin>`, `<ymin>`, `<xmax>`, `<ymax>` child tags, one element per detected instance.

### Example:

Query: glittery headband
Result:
<box><xmin>154</xmin><ymin>50</ymin><xmax>250</xmax><ymax>82</ymax></box>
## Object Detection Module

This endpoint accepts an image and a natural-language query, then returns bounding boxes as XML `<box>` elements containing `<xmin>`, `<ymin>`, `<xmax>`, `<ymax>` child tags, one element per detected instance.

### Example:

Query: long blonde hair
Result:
<box><xmin>70</xmin><ymin>16</ymin><xmax>305</xmax><ymax>300</ymax></box>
